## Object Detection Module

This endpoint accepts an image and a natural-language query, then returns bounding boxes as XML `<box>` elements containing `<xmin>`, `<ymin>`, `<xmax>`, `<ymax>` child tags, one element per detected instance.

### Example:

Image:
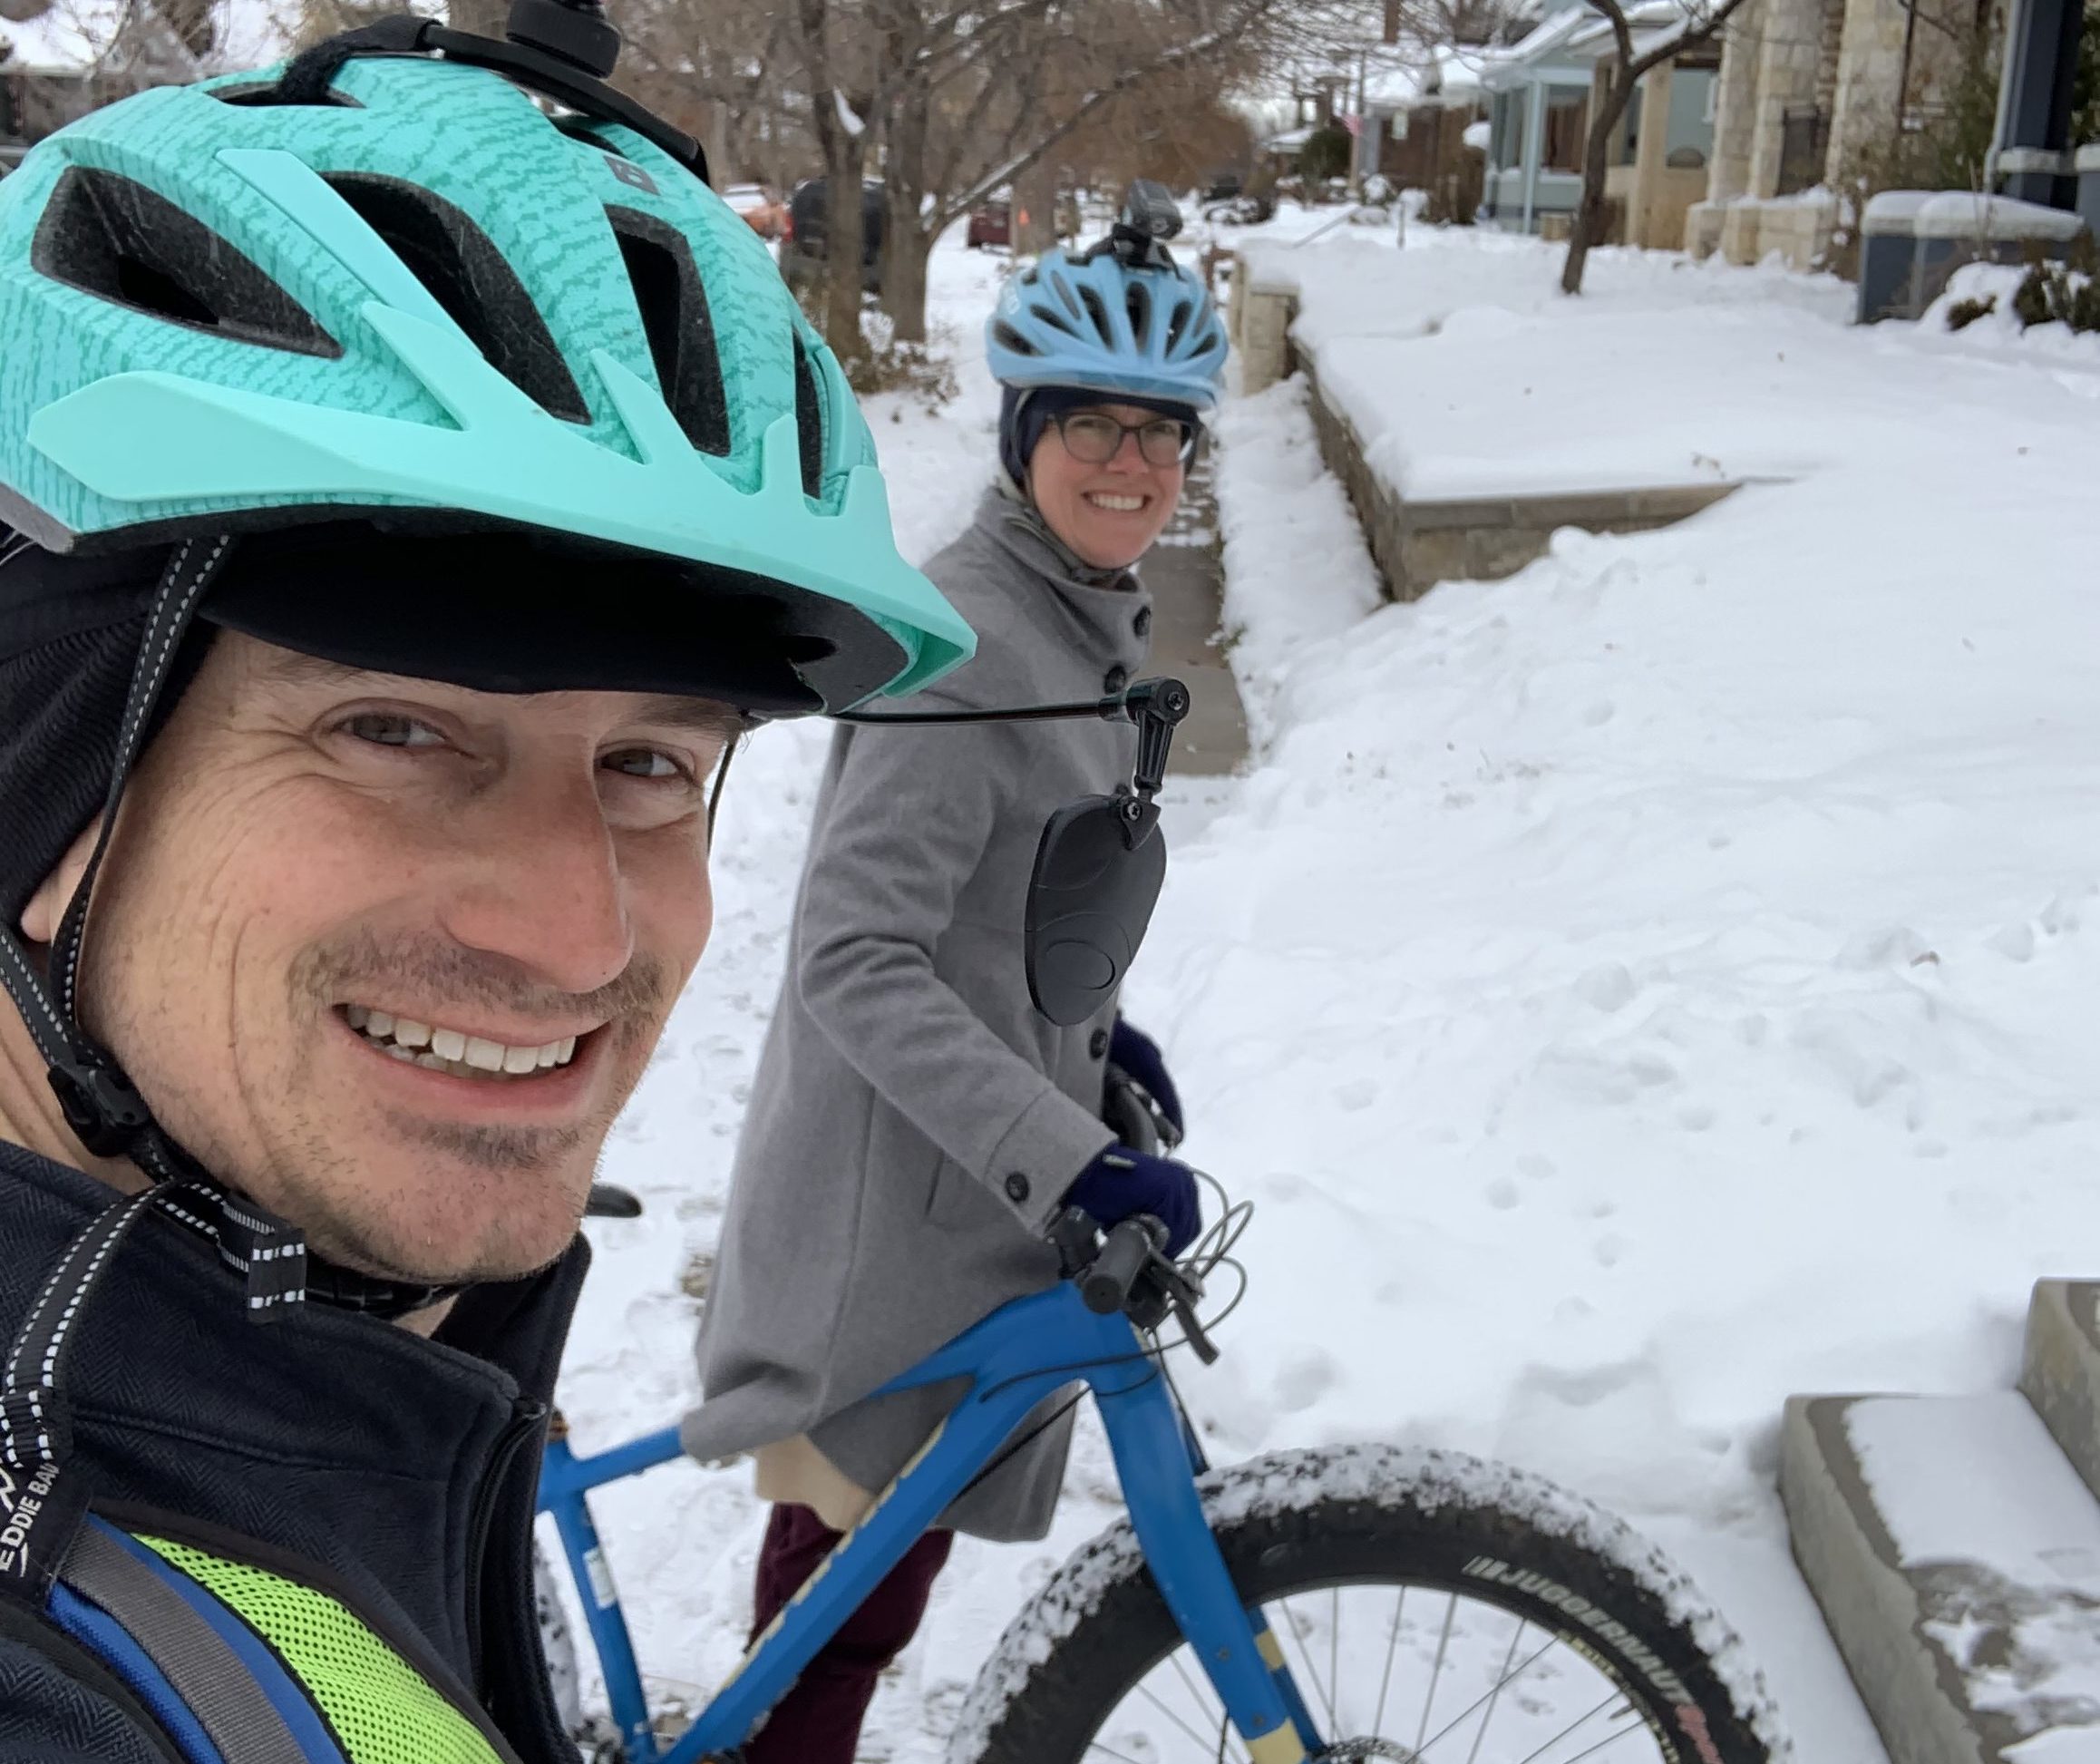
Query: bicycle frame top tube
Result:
<box><xmin>541</xmin><ymin>1277</ymin><xmax>1314</xmax><ymax>1764</ymax></box>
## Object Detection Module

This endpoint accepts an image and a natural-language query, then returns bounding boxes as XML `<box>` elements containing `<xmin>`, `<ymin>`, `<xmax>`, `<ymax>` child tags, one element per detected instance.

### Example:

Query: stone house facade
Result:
<box><xmin>1687</xmin><ymin>0</ymin><xmax>1986</xmax><ymax>266</ymax></box>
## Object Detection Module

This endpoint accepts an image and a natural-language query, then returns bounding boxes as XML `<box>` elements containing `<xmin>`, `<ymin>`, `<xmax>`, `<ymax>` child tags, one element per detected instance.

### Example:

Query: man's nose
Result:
<box><xmin>440</xmin><ymin>771</ymin><xmax>633</xmax><ymax>997</ymax></box>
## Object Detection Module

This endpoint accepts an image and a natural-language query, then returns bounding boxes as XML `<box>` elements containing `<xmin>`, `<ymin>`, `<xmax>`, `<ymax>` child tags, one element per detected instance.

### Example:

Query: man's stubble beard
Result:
<box><xmin>262</xmin><ymin>1014</ymin><xmax>660</xmax><ymax>1286</ymax></box>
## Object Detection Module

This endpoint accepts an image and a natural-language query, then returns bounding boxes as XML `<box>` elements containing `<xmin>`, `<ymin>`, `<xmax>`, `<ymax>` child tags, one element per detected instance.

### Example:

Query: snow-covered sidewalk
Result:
<box><xmin>553</xmin><ymin>223</ymin><xmax>2100</xmax><ymax>1763</ymax></box>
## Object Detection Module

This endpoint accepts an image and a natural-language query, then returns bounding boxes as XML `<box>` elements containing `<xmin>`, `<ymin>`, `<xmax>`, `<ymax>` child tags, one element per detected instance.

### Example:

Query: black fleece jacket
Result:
<box><xmin>0</xmin><ymin>1141</ymin><xmax>587</xmax><ymax>1762</ymax></box>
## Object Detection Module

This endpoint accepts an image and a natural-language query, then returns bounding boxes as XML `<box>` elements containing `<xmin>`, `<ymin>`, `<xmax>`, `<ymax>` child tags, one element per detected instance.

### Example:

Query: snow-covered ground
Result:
<box><xmin>556</xmin><ymin>219</ymin><xmax>2100</xmax><ymax>1762</ymax></box>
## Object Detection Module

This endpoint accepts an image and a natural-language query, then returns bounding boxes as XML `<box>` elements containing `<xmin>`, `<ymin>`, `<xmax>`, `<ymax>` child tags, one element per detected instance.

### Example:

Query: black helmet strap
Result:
<box><xmin>0</xmin><ymin>538</ymin><xmax>452</xmax><ymax>1325</ymax></box>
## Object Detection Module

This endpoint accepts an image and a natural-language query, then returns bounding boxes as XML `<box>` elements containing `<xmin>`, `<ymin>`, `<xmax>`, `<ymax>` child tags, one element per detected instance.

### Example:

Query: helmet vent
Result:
<box><xmin>1025</xmin><ymin>301</ymin><xmax>1078</xmax><ymax>339</ymax></box>
<box><xmin>323</xmin><ymin>173</ymin><xmax>590</xmax><ymax>424</ymax></box>
<box><xmin>1123</xmin><ymin>280</ymin><xmax>1152</xmax><ymax>346</ymax></box>
<box><xmin>1163</xmin><ymin>295</ymin><xmax>1192</xmax><ymax>356</ymax></box>
<box><xmin>791</xmin><ymin>333</ymin><xmax>826</xmax><ymax>500</ymax></box>
<box><xmin>209</xmin><ymin>80</ymin><xmax>361</xmax><ymax>108</ymax></box>
<box><xmin>32</xmin><ymin>167</ymin><xmax>341</xmax><ymax>357</ymax></box>
<box><xmin>606</xmin><ymin>208</ymin><xmax>731</xmax><ymax>455</ymax></box>
<box><xmin>1075</xmin><ymin>283</ymin><xmax>1114</xmax><ymax>349</ymax></box>
<box><xmin>990</xmin><ymin>320</ymin><xmax>1042</xmax><ymax>358</ymax></box>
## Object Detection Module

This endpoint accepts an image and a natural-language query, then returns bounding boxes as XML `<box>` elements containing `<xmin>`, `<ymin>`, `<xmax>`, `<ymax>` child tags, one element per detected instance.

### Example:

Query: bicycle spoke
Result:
<box><xmin>1463</xmin><ymin>1616</ymin><xmax>1529</xmax><ymax>1764</ymax></box>
<box><xmin>1551</xmin><ymin>1716</ymin><xmax>1652</xmax><ymax>1764</ymax></box>
<box><xmin>1084</xmin><ymin>1738</ymin><xmax>1156</xmax><ymax>1764</ymax></box>
<box><xmin>1137</xmin><ymin>1675</ymin><xmax>1252</xmax><ymax>1764</ymax></box>
<box><xmin>1369</xmin><ymin>1584</ymin><xmax>1405</xmax><ymax>1743</ymax></box>
<box><xmin>1166</xmin><ymin>1647</ymin><xmax>1242</xmax><ymax>1764</ymax></box>
<box><xmin>1084</xmin><ymin>1583</ymin><xmax>1675</xmax><ymax>1764</ymax></box>
<box><xmin>1273</xmin><ymin>1594</ymin><xmax>1339</xmax><ymax>1734</ymax></box>
<box><xmin>1327</xmin><ymin>1587</ymin><xmax>1339</xmax><ymax>1733</ymax></box>
<box><xmin>1414</xmin><ymin>1592</ymin><xmax>1458</xmax><ymax>1754</ymax></box>
<box><xmin>1511</xmin><ymin>1687</ymin><xmax>1638</xmax><ymax>1764</ymax></box>
<box><xmin>1416</xmin><ymin>1630</ymin><xmax>1561</xmax><ymax>1757</ymax></box>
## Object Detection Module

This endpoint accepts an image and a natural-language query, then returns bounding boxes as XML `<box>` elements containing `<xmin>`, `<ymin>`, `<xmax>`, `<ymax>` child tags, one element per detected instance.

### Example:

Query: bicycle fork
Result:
<box><xmin>1095</xmin><ymin>1369</ymin><xmax>1325</xmax><ymax>1763</ymax></box>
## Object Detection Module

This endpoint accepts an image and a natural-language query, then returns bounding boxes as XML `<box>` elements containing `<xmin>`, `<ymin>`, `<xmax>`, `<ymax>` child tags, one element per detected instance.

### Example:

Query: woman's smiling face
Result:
<box><xmin>1026</xmin><ymin>402</ymin><xmax>1189</xmax><ymax>570</ymax></box>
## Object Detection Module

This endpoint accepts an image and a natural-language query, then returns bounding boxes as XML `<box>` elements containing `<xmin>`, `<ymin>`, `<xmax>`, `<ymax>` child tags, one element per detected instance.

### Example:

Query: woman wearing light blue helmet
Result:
<box><xmin>686</xmin><ymin>182</ymin><xmax>1228</xmax><ymax>1764</ymax></box>
<box><xmin>986</xmin><ymin>180</ymin><xmax>1229</xmax><ymax>566</ymax></box>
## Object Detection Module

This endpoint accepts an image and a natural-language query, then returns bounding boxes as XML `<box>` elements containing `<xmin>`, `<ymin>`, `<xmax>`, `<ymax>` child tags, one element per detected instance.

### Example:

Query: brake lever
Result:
<box><xmin>1151</xmin><ymin>1258</ymin><xmax>1219</xmax><ymax>1364</ymax></box>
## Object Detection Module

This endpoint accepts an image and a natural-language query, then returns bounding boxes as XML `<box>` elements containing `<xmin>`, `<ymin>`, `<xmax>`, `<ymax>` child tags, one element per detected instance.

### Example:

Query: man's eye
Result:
<box><xmin>603</xmin><ymin>748</ymin><xmax>691</xmax><ymax>782</ymax></box>
<box><xmin>342</xmin><ymin>714</ymin><xmax>444</xmax><ymax>748</ymax></box>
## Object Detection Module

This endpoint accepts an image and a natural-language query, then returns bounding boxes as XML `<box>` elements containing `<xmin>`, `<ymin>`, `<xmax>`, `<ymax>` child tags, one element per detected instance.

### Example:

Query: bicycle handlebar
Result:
<box><xmin>1080</xmin><ymin>1215</ymin><xmax>1166</xmax><ymax>1315</ymax></box>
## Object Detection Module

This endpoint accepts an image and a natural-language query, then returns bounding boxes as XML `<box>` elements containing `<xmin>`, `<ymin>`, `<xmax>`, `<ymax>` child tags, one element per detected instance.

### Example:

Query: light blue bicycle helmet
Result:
<box><xmin>985</xmin><ymin>180</ymin><xmax>1227</xmax><ymax>412</ymax></box>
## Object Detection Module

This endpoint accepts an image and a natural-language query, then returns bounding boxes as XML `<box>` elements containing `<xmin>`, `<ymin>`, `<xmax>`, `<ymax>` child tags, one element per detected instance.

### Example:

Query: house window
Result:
<box><xmin>1542</xmin><ymin>85</ymin><xmax>1589</xmax><ymax>173</ymax></box>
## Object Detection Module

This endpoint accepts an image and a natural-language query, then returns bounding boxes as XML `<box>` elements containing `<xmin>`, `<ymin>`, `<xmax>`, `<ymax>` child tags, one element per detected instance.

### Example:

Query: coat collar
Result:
<box><xmin>0</xmin><ymin>1139</ymin><xmax>585</xmax><ymax>1681</ymax></box>
<box><xmin>974</xmin><ymin>485</ymin><xmax>1153</xmax><ymax>670</ymax></box>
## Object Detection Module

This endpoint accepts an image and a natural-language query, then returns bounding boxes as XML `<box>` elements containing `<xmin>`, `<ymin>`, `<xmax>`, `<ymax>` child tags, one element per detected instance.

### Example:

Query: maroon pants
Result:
<box><xmin>742</xmin><ymin>1502</ymin><xmax>955</xmax><ymax>1764</ymax></box>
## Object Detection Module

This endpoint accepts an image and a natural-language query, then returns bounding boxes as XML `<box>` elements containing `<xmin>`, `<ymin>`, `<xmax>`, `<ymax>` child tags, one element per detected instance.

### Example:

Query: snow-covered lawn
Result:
<box><xmin>555</xmin><ymin>222</ymin><xmax>2100</xmax><ymax>1762</ymax></box>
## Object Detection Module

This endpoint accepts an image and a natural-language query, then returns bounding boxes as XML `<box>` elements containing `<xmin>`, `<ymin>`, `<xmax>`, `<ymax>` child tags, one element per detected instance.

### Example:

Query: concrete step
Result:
<box><xmin>1782</xmin><ymin>1392</ymin><xmax>2100</xmax><ymax>1763</ymax></box>
<box><xmin>2021</xmin><ymin>1280</ymin><xmax>2100</xmax><ymax>1506</ymax></box>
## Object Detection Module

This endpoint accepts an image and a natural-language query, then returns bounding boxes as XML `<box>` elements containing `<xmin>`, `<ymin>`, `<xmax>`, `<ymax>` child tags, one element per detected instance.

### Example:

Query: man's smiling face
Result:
<box><xmin>29</xmin><ymin>631</ymin><xmax>734</xmax><ymax>1285</ymax></box>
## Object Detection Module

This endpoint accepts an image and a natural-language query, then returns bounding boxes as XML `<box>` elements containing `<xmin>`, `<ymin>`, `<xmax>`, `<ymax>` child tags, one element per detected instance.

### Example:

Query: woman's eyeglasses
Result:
<box><xmin>1050</xmin><ymin>410</ymin><xmax>1196</xmax><ymax>468</ymax></box>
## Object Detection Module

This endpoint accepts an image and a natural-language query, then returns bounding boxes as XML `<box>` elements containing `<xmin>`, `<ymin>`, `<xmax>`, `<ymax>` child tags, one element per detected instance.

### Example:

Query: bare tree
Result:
<box><xmin>870</xmin><ymin>0</ymin><xmax>1284</xmax><ymax>344</ymax></box>
<box><xmin>1560</xmin><ymin>0</ymin><xmax>1752</xmax><ymax>294</ymax></box>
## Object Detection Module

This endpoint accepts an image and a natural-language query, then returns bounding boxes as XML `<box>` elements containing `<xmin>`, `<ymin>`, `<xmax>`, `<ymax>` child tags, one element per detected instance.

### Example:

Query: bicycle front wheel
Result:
<box><xmin>949</xmin><ymin>1444</ymin><xmax>1784</xmax><ymax>1764</ymax></box>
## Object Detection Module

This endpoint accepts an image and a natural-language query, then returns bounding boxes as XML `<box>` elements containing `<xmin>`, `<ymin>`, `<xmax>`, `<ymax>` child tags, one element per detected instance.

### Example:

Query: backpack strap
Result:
<box><xmin>48</xmin><ymin>1515</ymin><xmax>343</xmax><ymax>1763</ymax></box>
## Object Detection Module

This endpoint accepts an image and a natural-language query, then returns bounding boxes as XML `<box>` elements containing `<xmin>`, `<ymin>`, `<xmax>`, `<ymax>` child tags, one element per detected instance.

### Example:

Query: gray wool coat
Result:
<box><xmin>681</xmin><ymin>487</ymin><xmax>1153</xmax><ymax>1542</ymax></box>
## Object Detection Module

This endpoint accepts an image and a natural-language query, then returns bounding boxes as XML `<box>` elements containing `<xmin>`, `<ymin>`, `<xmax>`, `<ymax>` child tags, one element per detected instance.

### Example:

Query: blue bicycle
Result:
<box><xmin>535</xmin><ymin>1188</ymin><xmax>1782</xmax><ymax>1764</ymax></box>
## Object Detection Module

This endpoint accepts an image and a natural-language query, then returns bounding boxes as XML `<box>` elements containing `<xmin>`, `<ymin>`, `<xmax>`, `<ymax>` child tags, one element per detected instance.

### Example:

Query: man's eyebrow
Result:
<box><xmin>251</xmin><ymin>650</ymin><xmax>372</xmax><ymax>689</ymax></box>
<box><xmin>248</xmin><ymin>652</ymin><xmax>748</xmax><ymax>738</ymax></box>
<box><xmin>622</xmin><ymin>696</ymin><xmax>752</xmax><ymax>742</ymax></box>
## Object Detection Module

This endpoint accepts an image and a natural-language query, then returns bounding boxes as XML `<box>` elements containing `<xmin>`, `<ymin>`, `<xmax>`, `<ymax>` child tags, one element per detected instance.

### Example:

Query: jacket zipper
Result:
<box><xmin>464</xmin><ymin>1395</ymin><xmax>549</xmax><ymax>1692</ymax></box>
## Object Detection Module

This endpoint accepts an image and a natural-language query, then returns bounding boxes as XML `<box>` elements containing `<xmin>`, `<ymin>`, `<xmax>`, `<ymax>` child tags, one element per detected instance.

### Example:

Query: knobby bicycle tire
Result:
<box><xmin>949</xmin><ymin>1443</ymin><xmax>1787</xmax><ymax>1764</ymax></box>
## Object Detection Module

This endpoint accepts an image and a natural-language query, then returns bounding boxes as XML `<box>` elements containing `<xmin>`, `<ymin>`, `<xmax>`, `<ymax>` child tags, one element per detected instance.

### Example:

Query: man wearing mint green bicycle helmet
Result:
<box><xmin>685</xmin><ymin>180</ymin><xmax>1228</xmax><ymax>1764</ymax></box>
<box><xmin>0</xmin><ymin>9</ymin><xmax>969</xmax><ymax>1759</ymax></box>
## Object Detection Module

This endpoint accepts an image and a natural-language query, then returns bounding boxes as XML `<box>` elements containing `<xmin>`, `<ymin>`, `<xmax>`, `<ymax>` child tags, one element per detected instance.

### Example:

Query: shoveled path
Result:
<box><xmin>1142</xmin><ymin>447</ymin><xmax>1248</xmax><ymax>776</ymax></box>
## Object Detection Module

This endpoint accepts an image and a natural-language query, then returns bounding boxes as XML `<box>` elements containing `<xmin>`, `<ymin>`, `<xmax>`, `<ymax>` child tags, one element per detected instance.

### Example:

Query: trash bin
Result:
<box><xmin>1859</xmin><ymin>190</ymin><xmax>2089</xmax><ymax>323</ymax></box>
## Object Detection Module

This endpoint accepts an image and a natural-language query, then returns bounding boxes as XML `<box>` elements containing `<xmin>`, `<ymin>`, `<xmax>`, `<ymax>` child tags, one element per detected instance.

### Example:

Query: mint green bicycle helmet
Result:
<box><xmin>0</xmin><ymin>36</ymin><xmax>974</xmax><ymax>716</ymax></box>
<box><xmin>0</xmin><ymin>21</ymin><xmax>980</xmax><ymax>1312</ymax></box>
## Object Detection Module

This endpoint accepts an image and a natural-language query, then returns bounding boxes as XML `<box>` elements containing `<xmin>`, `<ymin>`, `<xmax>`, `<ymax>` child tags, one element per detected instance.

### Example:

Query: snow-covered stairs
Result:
<box><xmin>1782</xmin><ymin>1282</ymin><xmax>2100</xmax><ymax>1762</ymax></box>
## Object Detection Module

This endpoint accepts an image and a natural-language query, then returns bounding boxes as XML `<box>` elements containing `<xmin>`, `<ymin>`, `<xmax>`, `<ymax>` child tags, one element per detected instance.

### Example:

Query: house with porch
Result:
<box><xmin>1476</xmin><ymin>0</ymin><xmax>1719</xmax><ymax>249</ymax></box>
<box><xmin>1686</xmin><ymin>0</ymin><xmax>1991</xmax><ymax>268</ymax></box>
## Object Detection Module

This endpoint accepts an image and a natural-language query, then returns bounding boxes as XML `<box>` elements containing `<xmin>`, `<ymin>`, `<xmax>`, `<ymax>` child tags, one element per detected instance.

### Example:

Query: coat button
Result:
<box><xmin>1133</xmin><ymin>607</ymin><xmax>1152</xmax><ymax>638</ymax></box>
<box><xmin>1004</xmin><ymin>1172</ymin><xmax>1031</xmax><ymax>1204</ymax></box>
<box><xmin>1090</xmin><ymin>1028</ymin><xmax>1109</xmax><ymax>1058</ymax></box>
<box><xmin>1103</xmin><ymin>665</ymin><xmax>1129</xmax><ymax>695</ymax></box>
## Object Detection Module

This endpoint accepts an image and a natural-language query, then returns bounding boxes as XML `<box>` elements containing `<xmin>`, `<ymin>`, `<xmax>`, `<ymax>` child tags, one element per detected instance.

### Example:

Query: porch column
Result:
<box><xmin>1746</xmin><ymin>0</ymin><xmax>1821</xmax><ymax>198</ymax></box>
<box><xmin>1521</xmin><ymin>78</ymin><xmax>1547</xmax><ymax>230</ymax></box>
<box><xmin>1707</xmin><ymin>0</ymin><xmax>1763</xmax><ymax>202</ymax></box>
<box><xmin>1630</xmin><ymin>59</ymin><xmax>1676</xmax><ymax>245</ymax></box>
<box><xmin>1994</xmin><ymin>0</ymin><xmax>2084</xmax><ymax>205</ymax></box>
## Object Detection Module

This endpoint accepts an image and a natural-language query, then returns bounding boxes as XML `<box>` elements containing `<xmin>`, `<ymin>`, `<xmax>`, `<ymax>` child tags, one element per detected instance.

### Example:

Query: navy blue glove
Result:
<box><xmin>1109</xmin><ymin>1018</ymin><xmax>1183</xmax><ymax>1137</ymax></box>
<box><xmin>1065</xmin><ymin>1145</ymin><xmax>1201</xmax><ymax>1256</ymax></box>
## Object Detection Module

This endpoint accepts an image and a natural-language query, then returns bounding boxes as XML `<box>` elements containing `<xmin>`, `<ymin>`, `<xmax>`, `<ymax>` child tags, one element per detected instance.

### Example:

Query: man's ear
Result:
<box><xmin>20</xmin><ymin>821</ymin><xmax>101</xmax><ymax>946</ymax></box>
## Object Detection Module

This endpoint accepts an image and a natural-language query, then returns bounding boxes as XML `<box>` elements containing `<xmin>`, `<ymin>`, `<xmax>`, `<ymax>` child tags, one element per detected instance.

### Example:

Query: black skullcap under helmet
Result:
<box><xmin>0</xmin><ymin>534</ymin><xmax>213</xmax><ymax>922</ymax></box>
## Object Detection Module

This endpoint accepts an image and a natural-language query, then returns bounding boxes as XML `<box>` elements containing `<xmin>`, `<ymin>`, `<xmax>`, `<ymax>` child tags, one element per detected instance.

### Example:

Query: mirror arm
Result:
<box><xmin>842</xmin><ymin>675</ymin><xmax>1190</xmax><ymax>853</ymax></box>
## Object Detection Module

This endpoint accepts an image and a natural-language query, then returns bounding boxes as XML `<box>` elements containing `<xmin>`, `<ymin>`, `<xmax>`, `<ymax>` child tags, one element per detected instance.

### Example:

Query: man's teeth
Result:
<box><xmin>345</xmin><ymin>1004</ymin><xmax>577</xmax><ymax>1079</ymax></box>
<box><xmin>1086</xmin><ymin>492</ymin><xmax>1145</xmax><ymax>512</ymax></box>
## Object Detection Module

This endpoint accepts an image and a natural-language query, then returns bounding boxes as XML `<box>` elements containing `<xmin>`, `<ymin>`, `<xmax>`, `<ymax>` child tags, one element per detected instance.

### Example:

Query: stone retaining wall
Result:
<box><xmin>1231</xmin><ymin>259</ymin><xmax>1741</xmax><ymax>602</ymax></box>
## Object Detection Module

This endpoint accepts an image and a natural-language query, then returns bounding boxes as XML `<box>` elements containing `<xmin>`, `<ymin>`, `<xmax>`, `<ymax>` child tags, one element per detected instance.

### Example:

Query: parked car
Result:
<box><xmin>721</xmin><ymin>181</ymin><xmax>789</xmax><ymax>240</ymax></box>
<box><xmin>1201</xmin><ymin>169</ymin><xmax>1245</xmax><ymax>203</ymax></box>
<box><xmin>967</xmin><ymin>196</ymin><xmax>1010</xmax><ymax>249</ymax></box>
<box><xmin>967</xmin><ymin>190</ymin><xmax>1079</xmax><ymax>249</ymax></box>
<box><xmin>783</xmin><ymin>176</ymin><xmax>884</xmax><ymax>293</ymax></box>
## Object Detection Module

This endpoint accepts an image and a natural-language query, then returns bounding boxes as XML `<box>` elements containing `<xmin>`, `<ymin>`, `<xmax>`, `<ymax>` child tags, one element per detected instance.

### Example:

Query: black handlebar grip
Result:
<box><xmin>1081</xmin><ymin>1216</ymin><xmax>1162</xmax><ymax>1315</ymax></box>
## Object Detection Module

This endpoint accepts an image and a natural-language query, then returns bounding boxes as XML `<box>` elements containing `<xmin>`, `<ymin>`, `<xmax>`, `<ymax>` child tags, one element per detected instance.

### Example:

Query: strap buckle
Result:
<box><xmin>46</xmin><ymin>1057</ymin><xmax>151</xmax><ymax>1158</ymax></box>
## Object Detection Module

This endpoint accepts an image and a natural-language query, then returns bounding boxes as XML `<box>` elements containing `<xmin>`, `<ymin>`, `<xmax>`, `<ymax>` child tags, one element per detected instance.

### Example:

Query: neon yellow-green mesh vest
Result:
<box><xmin>129</xmin><ymin>1532</ymin><xmax>509</xmax><ymax>1764</ymax></box>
